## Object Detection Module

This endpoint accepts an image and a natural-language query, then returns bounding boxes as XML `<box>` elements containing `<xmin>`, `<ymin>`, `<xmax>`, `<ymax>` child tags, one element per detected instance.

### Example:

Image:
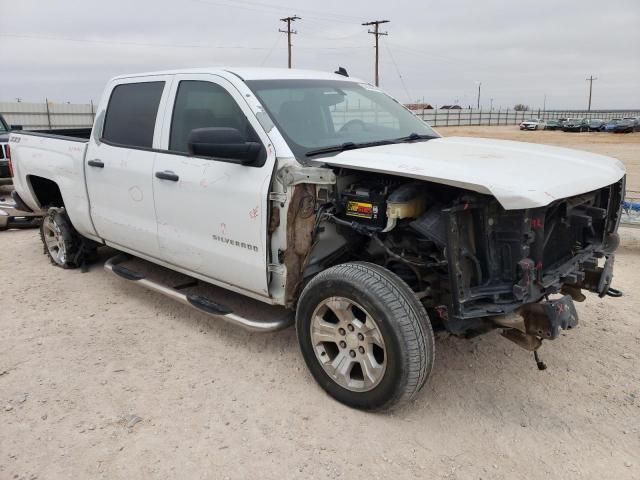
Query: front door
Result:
<box><xmin>86</xmin><ymin>77</ymin><xmax>172</xmax><ymax>257</ymax></box>
<box><xmin>152</xmin><ymin>75</ymin><xmax>275</xmax><ymax>296</ymax></box>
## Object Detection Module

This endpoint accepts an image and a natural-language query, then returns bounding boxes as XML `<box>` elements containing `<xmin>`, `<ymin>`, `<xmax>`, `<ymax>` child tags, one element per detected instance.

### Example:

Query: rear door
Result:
<box><xmin>152</xmin><ymin>74</ymin><xmax>276</xmax><ymax>296</ymax></box>
<box><xmin>85</xmin><ymin>77</ymin><xmax>172</xmax><ymax>257</ymax></box>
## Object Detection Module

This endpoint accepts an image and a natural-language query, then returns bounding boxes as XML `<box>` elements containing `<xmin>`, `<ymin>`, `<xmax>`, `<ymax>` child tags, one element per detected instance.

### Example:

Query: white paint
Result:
<box><xmin>313</xmin><ymin>136</ymin><xmax>626</xmax><ymax>209</ymax></box>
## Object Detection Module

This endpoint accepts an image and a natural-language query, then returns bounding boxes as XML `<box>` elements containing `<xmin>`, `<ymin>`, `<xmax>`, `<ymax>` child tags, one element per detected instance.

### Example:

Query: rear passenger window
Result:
<box><xmin>169</xmin><ymin>80</ymin><xmax>260</xmax><ymax>154</ymax></box>
<box><xmin>102</xmin><ymin>81</ymin><xmax>164</xmax><ymax>148</ymax></box>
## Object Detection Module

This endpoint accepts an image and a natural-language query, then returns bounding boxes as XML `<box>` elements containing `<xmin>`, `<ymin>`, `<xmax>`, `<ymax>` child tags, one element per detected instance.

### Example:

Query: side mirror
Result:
<box><xmin>187</xmin><ymin>127</ymin><xmax>263</xmax><ymax>165</ymax></box>
<box><xmin>10</xmin><ymin>125</ymin><xmax>23</xmax><ymax>131</ymax></box>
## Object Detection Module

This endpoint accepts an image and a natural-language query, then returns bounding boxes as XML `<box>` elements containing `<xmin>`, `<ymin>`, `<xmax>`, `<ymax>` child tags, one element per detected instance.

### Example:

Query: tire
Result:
<box><xmin>296</xmin><ymin>262</ymin><xmax>435</xmax><ymax>411</ymax></box>
<box><xmin>40</xmin><ymin>207</ymin><xmax>91</xmax><ymax>269</ymax></box>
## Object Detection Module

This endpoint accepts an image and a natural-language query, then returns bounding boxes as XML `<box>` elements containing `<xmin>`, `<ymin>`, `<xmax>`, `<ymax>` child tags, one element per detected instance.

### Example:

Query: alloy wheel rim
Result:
<box><xmin>42</xmin><ymin>216</ymin><xmax>67</xmax><ymax>265</ymax></box>
<box><xmin>310</xmin><ymin>296</ymin><xmax>387</xmax><ymax>392</ymax></box>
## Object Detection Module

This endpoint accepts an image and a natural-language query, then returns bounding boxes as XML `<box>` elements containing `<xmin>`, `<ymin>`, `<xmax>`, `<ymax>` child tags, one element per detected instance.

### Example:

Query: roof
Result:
<box><xmin>112</xmin><ymin>67</ymin><xmax>365</xmax><ymax>83</ymax></box>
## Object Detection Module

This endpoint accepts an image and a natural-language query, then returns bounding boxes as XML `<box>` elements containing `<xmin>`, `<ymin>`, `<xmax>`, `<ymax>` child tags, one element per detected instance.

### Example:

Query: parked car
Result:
<box><xmin>587</xmin><ymin>119</ymin><xmax>606</xmax><ymax>131</ymax></box>
<box><xmin>622</xmin><ymin>117</ymin><xmax>639</xmax><ymax>132</ymax></box>
<box><xmin>603</xmin><ymin>119</ymin><xmax>622</xmax><ymax>132</ymax></box>
<box><xmin>519</xmin><ymin>118</ymin><xmax>544</xmax><ymax>130</ymax></box>
<box><xmin>613</xmin><ymin>118</ymin><xmax>636</xmax><ymax>133</ymax></box>
<box><xmin>0</xmin><ymin>195</ymin><xmax>42</xmax><ymax>230</ymax></box>
<box><xmin>562</xmin><ymin>118</ymin><xmax>589</xmax><ymax>132</ymax></box>
<box><xmin>543</xmin><ymin>119</ymin><xmax>563</xmax><ymax>130</ymax></box>
<box><xmin>9</xmin><ymin>67</ymin><xmax>626</xmax><ymax>411</ymax></box>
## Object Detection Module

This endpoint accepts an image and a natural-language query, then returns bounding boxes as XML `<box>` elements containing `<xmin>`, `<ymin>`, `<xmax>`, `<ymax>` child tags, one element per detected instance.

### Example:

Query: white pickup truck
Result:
<box><xmin>9</xmin><ymin>67</ymin><xmax>626</xmax><ymax>410</ymax></box>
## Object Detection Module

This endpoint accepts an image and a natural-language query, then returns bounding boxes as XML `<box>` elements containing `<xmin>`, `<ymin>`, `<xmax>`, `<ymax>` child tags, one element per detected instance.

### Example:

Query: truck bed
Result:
<box><xmin>10</xmin><ymin>129</ymin><xmax>98</xmax><ymax>240</ymax></box>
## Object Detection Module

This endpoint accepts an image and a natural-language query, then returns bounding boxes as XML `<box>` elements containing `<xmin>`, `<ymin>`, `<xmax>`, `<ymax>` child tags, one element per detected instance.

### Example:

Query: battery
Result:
<box><xmin>340</xmin><ymin>186</ymin><xmax>387</xmax><ymax>228</ymax></box>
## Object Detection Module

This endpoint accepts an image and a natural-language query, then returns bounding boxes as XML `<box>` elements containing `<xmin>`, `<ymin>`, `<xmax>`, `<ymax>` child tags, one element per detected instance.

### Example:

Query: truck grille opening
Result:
<box><xmin>443</xmin><ymin>178</ymin><xmax>622</xmax><ymax>322</ymax></box>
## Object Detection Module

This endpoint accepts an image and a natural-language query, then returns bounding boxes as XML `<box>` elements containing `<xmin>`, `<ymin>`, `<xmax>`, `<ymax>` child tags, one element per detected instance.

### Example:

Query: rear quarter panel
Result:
<box><xmin>10</xmin><ymin>133</ymin><xmax>99</xmax><ymax>239</ymax></box>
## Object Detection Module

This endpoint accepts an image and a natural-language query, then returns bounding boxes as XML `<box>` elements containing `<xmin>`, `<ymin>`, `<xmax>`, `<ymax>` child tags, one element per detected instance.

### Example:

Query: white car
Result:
<box><xmin>519</xmin><ymin>118</ymin><xmax>544</xmax><ymax>130</ymax></box>
<box><xmin>8</xmin><ymin>67</ymin><xmax>626</xmax><ymax>410</ymax></box>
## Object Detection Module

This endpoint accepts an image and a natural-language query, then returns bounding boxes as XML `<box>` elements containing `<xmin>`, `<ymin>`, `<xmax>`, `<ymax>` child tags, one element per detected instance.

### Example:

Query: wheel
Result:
<box><xmin>296</xmin><ymin>262</ymin><xmax>434</xmax><ymax>411</ymax></box>
<box><xmin>40</xmin><ymin>207</ymin><xmax>91</xmax><ymax>268</ymax></box>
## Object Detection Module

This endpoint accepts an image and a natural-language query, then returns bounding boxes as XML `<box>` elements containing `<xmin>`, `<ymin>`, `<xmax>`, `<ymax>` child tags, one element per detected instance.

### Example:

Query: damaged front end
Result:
<box><xmin>293</xmin><ymin>166</ymin><xmax>625</xmax><ymax>355</ymax></box>
<box><xmin>441</xmin><ymin>176</ymin><xmax>625</xmax><ymax>350</ymax></box>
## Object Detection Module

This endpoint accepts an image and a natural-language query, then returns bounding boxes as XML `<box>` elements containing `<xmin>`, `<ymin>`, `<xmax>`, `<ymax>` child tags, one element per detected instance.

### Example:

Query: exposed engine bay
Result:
<box><xmin>297</xmin><ymin>169</ymin><xmax>625</xmax><ymax>351</ymax></box>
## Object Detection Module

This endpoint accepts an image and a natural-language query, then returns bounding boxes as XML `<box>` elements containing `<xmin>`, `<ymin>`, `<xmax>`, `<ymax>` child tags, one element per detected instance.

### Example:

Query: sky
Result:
<box><xmin>1</xmin><ymin>0</ymin><xmax>639</xmax><ymax>110</ymax></box>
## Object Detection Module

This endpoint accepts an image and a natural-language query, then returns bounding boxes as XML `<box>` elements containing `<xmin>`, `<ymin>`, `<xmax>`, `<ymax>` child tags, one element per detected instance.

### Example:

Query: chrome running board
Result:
<box><xmin>104</xmin><ymin>254</ymin><xmax>293</xmax><ymax>332</ymax></box>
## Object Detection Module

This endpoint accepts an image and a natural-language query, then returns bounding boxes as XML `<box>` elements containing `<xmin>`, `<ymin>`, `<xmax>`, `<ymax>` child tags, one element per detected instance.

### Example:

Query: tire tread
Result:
<box><xmin>298</xmin><ymin>261</ymin><xmax>435</xmax><ymax>410</ymax></box>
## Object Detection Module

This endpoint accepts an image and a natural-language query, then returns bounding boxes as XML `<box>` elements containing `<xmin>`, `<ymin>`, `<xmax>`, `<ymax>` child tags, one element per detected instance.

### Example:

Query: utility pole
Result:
<box><xmin>476</xmin><ymin>81</ymin><xmax>482</xmax><ymax>109</ymax></box>
<box><xmin>586</xmin><ymin>75</ymin><xmax>597</xmax><ymax>111</ymax></box>
<box><xmin>543</xmin><ymin>94</ymin><xmax>547</xmax><ymax>113</ymax></box>
<box><xmin>362</xmin><ymin>20</ymin><xmax>389</xmax><ymax>86</ymax></box>
<box><xmin>279</xmin><ymin>15</ymin><xmax>301</xmax><ymax>69</ymax></box>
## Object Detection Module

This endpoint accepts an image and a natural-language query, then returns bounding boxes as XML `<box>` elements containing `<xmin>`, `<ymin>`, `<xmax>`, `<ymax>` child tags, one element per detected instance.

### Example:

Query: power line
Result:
<box><xmin>0</xmin><ymin>32</ymin><xmax>361</xmax><ymax>51</ymax></box>
<box><xmin>381</xmin><ymin>38</ymin><xmax>412</xmax><ymax>102</ymax></box>
<box><xmin>0</xmin><ymin>33</ymin><xmax>271</xmax><ymax>50</ymax></box>
<box><xmin>260</xmin><ymin>35</ymin><xmax>282</xmax><ymax>66</ymax></box>
<box><xmin>192</xmin><ymin>0</ymin><xmax>357</xmax><ymax>24</ymax></box>
<box><xmin>586</xmin><ymin>75</ymin><xmax>597</xmax><ymax>111</ymax></box>
<box><xmin>362</xmin><ymin>19</ymin><xmax>389</xmax><ymax>86</ymax></box>
<box><xmin>279</xmin><ymin>15</ymin><xmax>301</xmax><ymax>68</ymax></box>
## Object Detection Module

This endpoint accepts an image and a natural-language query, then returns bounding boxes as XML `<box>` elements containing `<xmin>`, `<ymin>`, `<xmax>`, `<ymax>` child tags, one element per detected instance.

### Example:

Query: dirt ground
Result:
<box><xmin>1</xmin><ymin>128</ymin><xmax>639</xmax><ymax>480</ymax></box>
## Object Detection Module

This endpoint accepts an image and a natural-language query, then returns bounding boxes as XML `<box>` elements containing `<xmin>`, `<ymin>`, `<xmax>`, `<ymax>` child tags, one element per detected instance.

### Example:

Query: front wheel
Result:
<box><xmin>296</xmin><ymin>262</ymin><xmax>435</xmax><ymax>411</ymax></box>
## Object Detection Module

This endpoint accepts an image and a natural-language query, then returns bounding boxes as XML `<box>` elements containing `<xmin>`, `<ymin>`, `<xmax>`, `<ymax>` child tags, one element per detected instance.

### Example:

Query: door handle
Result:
<box><xmin>87</xmin><ymin>159</ymin><xmax>104</xmax><ymax>168</ymax></box>
<box><xmin>155</xmin><ymin>170</ymin><xmax>179</xmax><ymax>182</ymax></box>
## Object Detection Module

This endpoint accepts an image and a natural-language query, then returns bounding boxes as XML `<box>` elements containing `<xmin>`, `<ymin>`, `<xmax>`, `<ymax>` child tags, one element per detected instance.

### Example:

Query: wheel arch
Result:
<box><xmin>27</xmin><ymin>175</ymin><xmax>64</xmax><ymax>208</ymax></box>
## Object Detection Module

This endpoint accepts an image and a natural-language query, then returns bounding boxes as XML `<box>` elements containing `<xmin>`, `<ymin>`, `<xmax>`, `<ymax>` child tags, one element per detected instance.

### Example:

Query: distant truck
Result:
<box><xmin>8</xmin><ymin>68</ymin><xmax>626</xmax><ymax>410</ymax></box>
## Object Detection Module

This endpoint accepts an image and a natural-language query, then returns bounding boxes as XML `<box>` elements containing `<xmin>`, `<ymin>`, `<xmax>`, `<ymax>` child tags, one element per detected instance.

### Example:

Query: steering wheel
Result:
<box><xmin>339</xmin><ymin>119</ymin><xmax>367</xmax><ymax>134</ymax></box>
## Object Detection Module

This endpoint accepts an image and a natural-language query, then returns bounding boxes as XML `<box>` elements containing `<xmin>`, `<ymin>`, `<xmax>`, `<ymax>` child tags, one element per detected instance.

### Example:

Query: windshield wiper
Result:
<box><xmin>305</xmin><ymin>133</ymin><xmax>435</xmax><ymax>157</ymax></box>
<box><xmin>393</xmin><ymin>132</ymin><xmax>436</xmax><ymax>143</ymax></box>
<box><xmin>305</xmin><ymin>139</ymin><xmax>394</xmax><ymax>157</ymax></box>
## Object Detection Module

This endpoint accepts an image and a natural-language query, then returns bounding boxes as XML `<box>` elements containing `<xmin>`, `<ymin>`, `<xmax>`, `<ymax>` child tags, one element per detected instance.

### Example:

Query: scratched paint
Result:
<box><xmin>249</xmin><ymin>206</ymin><xmax>259</xmax><ymax>220</ymax></box>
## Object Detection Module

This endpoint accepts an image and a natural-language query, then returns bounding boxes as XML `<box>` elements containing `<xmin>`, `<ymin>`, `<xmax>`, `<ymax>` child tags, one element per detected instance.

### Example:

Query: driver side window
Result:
<box><xmin>169</xmin><ymin>80</ymin><xmax>261</xmax><ymax>154</ymax></box>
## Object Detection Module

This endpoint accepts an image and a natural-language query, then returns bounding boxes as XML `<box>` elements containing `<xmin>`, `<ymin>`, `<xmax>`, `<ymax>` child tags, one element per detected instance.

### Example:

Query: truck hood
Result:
<box><xmin>311</xmin><ymin>136</ymin><xmax>626</xmax><ymax>210</ymax></box>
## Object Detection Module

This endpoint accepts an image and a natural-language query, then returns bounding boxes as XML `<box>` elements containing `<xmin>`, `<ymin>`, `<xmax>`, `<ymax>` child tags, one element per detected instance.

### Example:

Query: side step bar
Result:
<box><xmin>104</xmin><ymin>254</ymin><xmax>293</xmax><ymax>332</ymax></box>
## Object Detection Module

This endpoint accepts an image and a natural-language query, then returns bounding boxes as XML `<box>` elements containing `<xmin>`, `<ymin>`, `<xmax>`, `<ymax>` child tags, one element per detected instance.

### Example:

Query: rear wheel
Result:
<box><xmin>40</xmin><ymin>208</ymin><xmax>92</xmax><ymax>269</ymax></box>
<box><xmin>296</xmin><ymin>262</ymin><xmax>434</xmax><ymax>411</ymax></box>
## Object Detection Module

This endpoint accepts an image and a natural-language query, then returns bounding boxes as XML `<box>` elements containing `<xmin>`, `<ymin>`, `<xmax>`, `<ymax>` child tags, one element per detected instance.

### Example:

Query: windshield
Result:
<box><xmin>246</xmin><ymin>79</ymin><xmax>439</xmax><ymax>158</ymax></box>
